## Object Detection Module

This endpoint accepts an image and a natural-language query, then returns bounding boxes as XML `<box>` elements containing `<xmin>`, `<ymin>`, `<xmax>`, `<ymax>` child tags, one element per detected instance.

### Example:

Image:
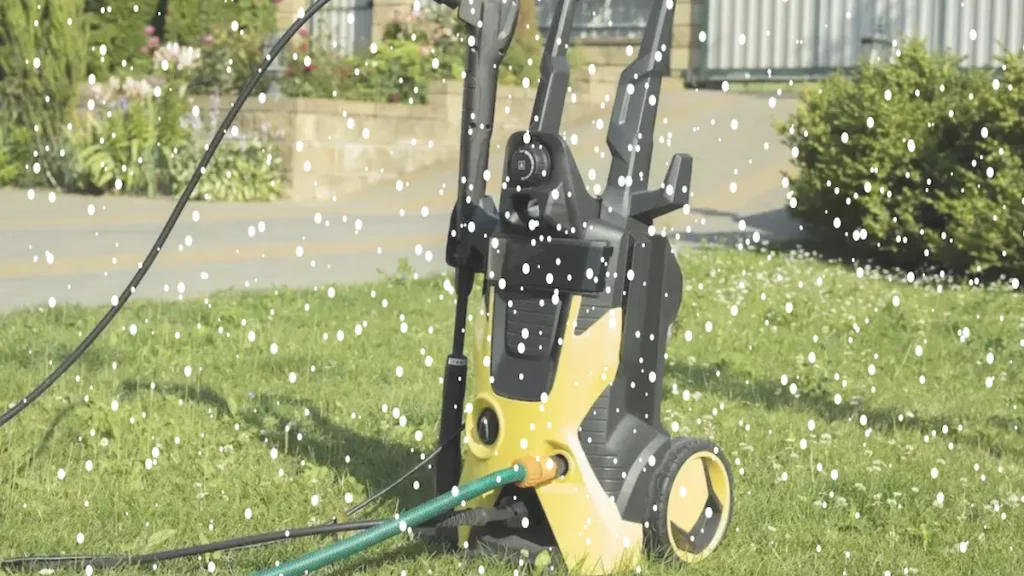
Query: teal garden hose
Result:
<box><xmin>250</xmin><ymin>464</ymin><xmax>528</xmax><ymax>576</ymax></box>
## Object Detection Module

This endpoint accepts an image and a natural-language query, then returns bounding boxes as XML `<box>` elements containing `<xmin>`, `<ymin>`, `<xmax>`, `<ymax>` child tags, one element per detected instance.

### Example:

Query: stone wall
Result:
<box><xmin>183</xmin><ymin>78</ymin><xmax>603</xmax><ymax>201</ymax></box>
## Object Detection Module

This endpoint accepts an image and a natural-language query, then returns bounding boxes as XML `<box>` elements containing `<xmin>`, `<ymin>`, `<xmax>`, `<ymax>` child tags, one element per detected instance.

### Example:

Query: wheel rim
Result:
<box><xmin>664</xmin><ymin>450</ymin><xmax>731</xmax><ymax>563</ymax></box>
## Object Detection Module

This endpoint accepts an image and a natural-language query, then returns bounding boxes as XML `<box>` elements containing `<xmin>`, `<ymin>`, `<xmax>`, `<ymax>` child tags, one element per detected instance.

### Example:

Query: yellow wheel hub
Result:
<box><xmin>663</xmin><ymin>449</ymin><xmax>732</xmax><ymax>563</ymax></box>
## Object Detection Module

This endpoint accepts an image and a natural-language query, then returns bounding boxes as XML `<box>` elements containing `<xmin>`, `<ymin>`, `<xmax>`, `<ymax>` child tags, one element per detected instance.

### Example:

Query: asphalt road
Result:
<box><xmin>0</xmin><ymin>89</ymin><xmax>800</xmax><ymax>313</ymax></box>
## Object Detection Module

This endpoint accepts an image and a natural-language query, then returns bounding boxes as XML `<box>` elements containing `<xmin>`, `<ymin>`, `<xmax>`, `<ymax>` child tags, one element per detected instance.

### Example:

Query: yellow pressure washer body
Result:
<box><xmin>454</xmin><ymin>147</ymin><xmax>736</xmax><ymax>573</ymax></box>
<box><xmin>432</xmin><ymin>1</ymin><xmax>735</xmax><ymax>574</ymax></box>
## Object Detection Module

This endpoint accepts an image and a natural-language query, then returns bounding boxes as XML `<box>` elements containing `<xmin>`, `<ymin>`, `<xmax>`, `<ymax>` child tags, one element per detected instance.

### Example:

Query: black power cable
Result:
<box><xmin>0</xmin><ymin>0</ymin><xmax>334</xmax><ymax>430</ymax></box>
<box><xmin>343</xmin><ymin>425</ymin><xmax>464</xmax><ymax>518</ymax></box>
<box><xmin>0</xmin><ymin>519</ymin><xmax>383</xmax><ymax>572</ymax></box>
<box><xmin>0</xmin><ymin>428</ymin><xmax>466</xmax><ymax>573</ymax></box>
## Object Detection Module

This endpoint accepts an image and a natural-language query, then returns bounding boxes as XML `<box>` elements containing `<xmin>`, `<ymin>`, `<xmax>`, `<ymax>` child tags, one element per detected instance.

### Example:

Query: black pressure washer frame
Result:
<box><xmin>433</xmin><ymin>0</ymin><xmax>689</xmax><ymax>503</ymax></box>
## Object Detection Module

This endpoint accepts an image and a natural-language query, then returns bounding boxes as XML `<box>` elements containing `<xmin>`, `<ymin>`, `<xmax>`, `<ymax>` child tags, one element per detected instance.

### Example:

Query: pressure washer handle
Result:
<box><xmin>448</xmin><ymin>0</ymin><xmax>519</xmax><ymax>268</ymax></box>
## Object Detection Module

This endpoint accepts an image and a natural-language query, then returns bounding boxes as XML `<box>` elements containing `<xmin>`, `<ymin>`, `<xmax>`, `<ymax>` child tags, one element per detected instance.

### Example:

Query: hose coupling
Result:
<box><xmin>515</xmin><ymin>455</ymin><xmax>569</xmax><ymax>488</ymax></box>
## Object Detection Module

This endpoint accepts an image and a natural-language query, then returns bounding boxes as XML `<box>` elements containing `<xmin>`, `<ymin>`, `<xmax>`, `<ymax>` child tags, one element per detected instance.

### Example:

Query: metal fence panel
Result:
<box><xmin>698</xmin><ymin>0</ymin><xmax>1024</xmax><ymax>82</ymax></box>
<box><xmin>309</xmin><ymin>0</ymin><xmax>372</xmax><ymax>57</ymax></box>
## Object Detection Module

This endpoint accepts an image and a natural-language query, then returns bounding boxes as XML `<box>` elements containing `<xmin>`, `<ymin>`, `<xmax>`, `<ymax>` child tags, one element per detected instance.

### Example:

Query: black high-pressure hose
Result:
<box><xmin>0</xmin><ymin>0</ymin><xmax>333</xmax><ymax>430</ymax></box>
<box><xmin>0</xmin><ymin>431</ymin><xmax>482</xmax><ymax>572</ymax></box>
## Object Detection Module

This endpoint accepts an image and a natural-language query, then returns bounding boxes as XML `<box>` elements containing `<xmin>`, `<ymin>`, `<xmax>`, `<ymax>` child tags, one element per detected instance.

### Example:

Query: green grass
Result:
<box><xmin>1</xmin><ymin>246</ymin><xmax>1022</xmax><ymax>575</ymax></box>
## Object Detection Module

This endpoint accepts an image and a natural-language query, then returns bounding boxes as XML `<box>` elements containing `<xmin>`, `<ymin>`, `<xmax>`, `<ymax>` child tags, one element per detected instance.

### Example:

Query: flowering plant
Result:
<box><xmin>151</xmin><ymin>42</ymin><xmax>202</xmax><ymax>71</ymax></box>
<box><xmin>75</xmin><ymin>35</ymin><xmax>197</xmax><ymax>197</ymax></box>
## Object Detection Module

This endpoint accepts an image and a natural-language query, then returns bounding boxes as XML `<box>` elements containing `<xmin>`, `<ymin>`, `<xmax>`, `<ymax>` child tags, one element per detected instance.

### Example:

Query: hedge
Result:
<box><xmin>779</xmin><ymin>39</ymin><xmax>1024</xmax><ymax>278</ymax></box>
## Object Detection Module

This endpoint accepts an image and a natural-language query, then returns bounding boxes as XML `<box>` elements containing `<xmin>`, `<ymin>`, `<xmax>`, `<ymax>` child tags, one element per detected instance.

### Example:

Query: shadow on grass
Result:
<box><xmin>118</xmin><ymin>380</ymin><xmax>437</xmax><ymax>514</ymax></box>
<box><xmin>9</xmin><ymin>404</ymin><xmax>77</xmax><ymax>476</ymax></box>
<box><xmin>668</xmin><ymin>362</ymin><xmax>1024</xmax><ymax>461</ymax></box>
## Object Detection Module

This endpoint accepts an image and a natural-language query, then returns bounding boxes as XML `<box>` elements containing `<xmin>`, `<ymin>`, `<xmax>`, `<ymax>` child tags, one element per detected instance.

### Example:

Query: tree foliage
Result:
<box><xmin>0</xmin><ymin>0</ymin><xmax>88</xmax><ymax>188</ymax></box>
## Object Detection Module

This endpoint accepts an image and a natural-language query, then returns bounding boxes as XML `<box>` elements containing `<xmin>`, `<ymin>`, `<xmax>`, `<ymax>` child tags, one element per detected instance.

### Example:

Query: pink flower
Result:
<box><xmin>202</xmin><ymin>34</ymin><xmax>214</xmax><ymax>44</ymax></box>
<box><xmin>147</xmin><ymin>36</ymin><xmax>160</xmax><ymax>48</ymax></box>
<box><xmin>144</xmin><ymin>25</ymin><xmax>155</xmax><ymax>35</ymax></box>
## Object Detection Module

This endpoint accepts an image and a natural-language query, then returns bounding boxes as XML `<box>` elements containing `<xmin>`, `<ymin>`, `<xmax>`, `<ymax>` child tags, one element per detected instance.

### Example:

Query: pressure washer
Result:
<box><xmin>0</xmin><ymin>0</ymin><xmax>735</xmax><ymax>574</ymax></box>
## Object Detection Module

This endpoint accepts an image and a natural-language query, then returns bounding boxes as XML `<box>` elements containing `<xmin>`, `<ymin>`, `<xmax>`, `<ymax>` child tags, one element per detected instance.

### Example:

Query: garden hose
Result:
<box><xmin>250</xmin><ymin>464</ymin><xmax>529</xmax><ymax>576</ymax></box>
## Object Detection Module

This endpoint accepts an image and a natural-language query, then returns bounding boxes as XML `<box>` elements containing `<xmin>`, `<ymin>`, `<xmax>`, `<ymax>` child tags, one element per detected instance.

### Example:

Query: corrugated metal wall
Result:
<box><xmin>697</xmin><ymin>0</ymin><xmax>1024</xmax><ymax>82</ymax></box>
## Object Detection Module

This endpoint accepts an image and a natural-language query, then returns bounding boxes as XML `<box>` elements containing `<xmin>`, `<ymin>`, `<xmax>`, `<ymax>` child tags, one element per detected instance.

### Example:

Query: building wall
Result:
<box><xmin>274</xmin><ymin>0</ymin><xmax>707</xmax><ymax>79</ymax></box>
<box><xmin>697</xmin><ymin>0</ymin><xmax>1023</xmax><ymax>83</ymax></box>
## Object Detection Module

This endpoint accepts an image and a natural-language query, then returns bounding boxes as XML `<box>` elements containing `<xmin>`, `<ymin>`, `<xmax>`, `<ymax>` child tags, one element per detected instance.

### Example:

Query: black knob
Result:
<box><xmin>477</xmin><ymin>408</ymin><xmax>499</xmax><ymax>445</ymax></box>
<box><xmin>508</xmin><ymin>144</ymin><xmax>551</xmax><ymax>186</ymax></box>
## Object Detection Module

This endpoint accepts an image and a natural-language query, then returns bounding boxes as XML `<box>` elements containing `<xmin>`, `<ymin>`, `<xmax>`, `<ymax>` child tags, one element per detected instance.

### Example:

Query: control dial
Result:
<box><xmin>508</xmin><ymin>143</ymin><xmax>551</xmax><ymax>186</ymax></box>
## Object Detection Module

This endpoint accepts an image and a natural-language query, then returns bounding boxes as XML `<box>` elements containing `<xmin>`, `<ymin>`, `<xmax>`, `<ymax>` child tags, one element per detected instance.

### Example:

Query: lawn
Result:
<box><xmin>0</xmin><ymin>245</ymin><xmax>1021</xmax><ymax>575</ymax></box>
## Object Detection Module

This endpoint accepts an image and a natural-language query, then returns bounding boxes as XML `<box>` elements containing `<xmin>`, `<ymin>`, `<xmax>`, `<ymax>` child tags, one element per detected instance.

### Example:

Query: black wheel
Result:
<box><xmin>644</xmin><ymin>437</ymin><xmax>734</xmax><ymax>564</ymax></box>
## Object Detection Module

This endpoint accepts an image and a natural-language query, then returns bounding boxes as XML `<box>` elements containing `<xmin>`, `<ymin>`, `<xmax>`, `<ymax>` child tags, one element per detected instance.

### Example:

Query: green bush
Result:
<box><xmin>74</xmin><ymin>72</ymin><xmax>193</xmax><ymax>197</ymax></box>
<box><xmin>164</xmin><ymin>0</ymin><xmax>277</xmax><ymax>95</ymax></box>
<box><xmin>0</xmin><ymin>110</ymin><xmax>22</xmax><ymax>185</ymax></box>
<box><xmin>280</xmin><ymin>39</ymin><xmax>438</xmax><ymax>103</ymax></box>
<box><xmin>84</xmin><ymin>0</ymin><xmax>276</xmax><ymax>84</ymax></box>
<box><xmin>380</xmin><ymin>4</ymin><xmax>546</xmax><ymax>85</ymax></box>
<box><xmin>169</xmin><ymin>134</ymin><xmax>284</xmax><ymax>202</ymax></box>
<box><xmin>0</xmin><ymin>0</ymin><xmax>88</xmax><ymax>189</ymax></box>
<box><xmin>187</xmin><ymin>27</ymin><xmax>271</xmax><ymax>95</ymax></box>
<box><xmin>382</xmin><ymin>6</ymin><xmax>467</xmax><ymax>80</ymax></box>
<box><xmin>162</xmin><ymin>0</ymin><xmax>276</xmax><ymax>47</ymax></box>
<box><xmin>779</xmin><ymin>38</ymin><xmax>1024</xmax><ymax>277</ymax></box>
<box><xmin>83</xmin><ymin>0</ymin><xmax>160</xmax><ymax>78</ymax></box>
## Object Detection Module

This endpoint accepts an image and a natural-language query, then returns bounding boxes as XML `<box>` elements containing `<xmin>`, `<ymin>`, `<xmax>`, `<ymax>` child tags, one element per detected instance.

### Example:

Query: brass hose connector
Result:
<box><xmin>515</xmin><ymin>455</ymin><xmax>569</xmax><ymax>488</ymax></box>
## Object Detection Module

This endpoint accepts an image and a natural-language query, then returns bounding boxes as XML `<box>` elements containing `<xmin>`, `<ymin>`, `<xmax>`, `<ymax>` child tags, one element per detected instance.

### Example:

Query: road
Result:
<box><xmin>0</xmin><ymin>89</ymin><xmax>801</xmax><ymax>313</ymax></box>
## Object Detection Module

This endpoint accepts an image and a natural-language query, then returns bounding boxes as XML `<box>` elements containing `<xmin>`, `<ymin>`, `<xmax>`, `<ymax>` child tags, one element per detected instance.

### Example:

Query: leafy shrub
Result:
<box><xmin>382</xmin><ymin>3</ymin><xmax>545</xmax><ymax>85</ymax></box>
<box><xmin>382</xmin><ymin>6</ymin><xmax>467</xmax><ymax>80</ymax></box>
<box><xmin>187</xmin><ymin>28</ymin><xmax>269</xmax><ymax>95</ymax></box>
<box><xmin>0</xmin><ymin>0</ymin><xmax>88</xmax><ymax>188</ymax></box>
<box><xmin>84</xmin><ymin>0</ymin><xmax>276</xmax><ymax>86</ymax></box>
<box><xmin>75</xmin><ymin>75</ymin><xmax>192</xmax><ymax>197</ymax></box>
<box><xmin>280</xmin><ymin>39</ymin><xmax>438</xmax><ymax>103</ymax></box>
<box><xmin>83</xmin><ymin>0</ymin><xmax>160</xmax><ymax>79</ymax></box>
<box><xmin>73</xmin><ymin>44</ymin><xmax>196</xmax><ymax>197</ymax></box>
<box><xmin>163</xmin><ymin>0</ymin><xmax>277</xmax><ymax>95</ymax></box>
<box><xmin>0</xmin><ymin>111</ymin><xmax>23</xmax><ymax>185</ymax></box>
<box><xmin>779</xmin><ymin>38</ymin><xmax>1024</xmax><ymax>277</ymax></box>
<box><xmin>169</xmin><ymin>134</ymin><xmax>284</xmax><ymax>202</ymax></box>
<box><xmin>161</xmin><ymin>0</ymin><xmax>276</xmax><ymax>48</ymax></box>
